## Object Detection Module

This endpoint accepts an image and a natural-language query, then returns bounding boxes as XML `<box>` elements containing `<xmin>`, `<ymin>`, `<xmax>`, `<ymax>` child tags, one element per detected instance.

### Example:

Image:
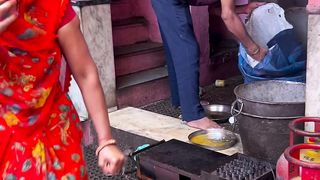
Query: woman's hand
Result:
<box><xmin>0</xmin><ymin>0</ymin><xmax>18</xmax><ymax>34</ymax></box>
<box><xmin>98</xmin><ymin>144</ymin><xmax>125</xmax><ymax>176</ymax></box>
<box><xmin>244</xmin><ymin>2</ymin><xmax>266</xmax><ymax>15</ymax></box>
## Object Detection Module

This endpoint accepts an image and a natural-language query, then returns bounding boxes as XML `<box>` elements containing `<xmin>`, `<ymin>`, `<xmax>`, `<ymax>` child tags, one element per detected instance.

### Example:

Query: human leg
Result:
<box><xmin>151</xmin><ymin>0</ymin><xmax>220</xmax><ymax>128</ymax></box>
<box><xmin>151</xmin><ymin>0</ymin><xmax>202</xmax><ymax>121</ymax></box>
<box><xmin>158</xmin><ymin>26</ymin><xmax>180</xmax><ymax>107</ymax></box>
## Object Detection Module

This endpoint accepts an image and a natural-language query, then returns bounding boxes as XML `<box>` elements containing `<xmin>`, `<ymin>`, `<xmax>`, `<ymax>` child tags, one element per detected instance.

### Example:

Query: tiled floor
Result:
<box><xmin>141</xmin><ymin>76</ymin><xmax>243</xmax><ymax>131</ymax></box>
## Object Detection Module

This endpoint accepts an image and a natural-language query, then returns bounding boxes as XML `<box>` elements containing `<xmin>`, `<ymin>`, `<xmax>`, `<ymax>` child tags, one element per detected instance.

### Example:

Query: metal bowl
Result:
<box><xmin>203</xmin><ymin>104</ymin><xmax>232</xmax><ymax>122</ymax></box>
<box><xmin>188</xmin><ymin>128</ymin><xmax>237</xmax><ymax>151</ymax></box>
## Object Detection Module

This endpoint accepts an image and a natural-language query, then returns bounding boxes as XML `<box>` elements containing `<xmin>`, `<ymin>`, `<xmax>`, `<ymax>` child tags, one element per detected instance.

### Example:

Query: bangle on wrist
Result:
<box><xmin>95</xmin><ymin>139</ymin><xmax>117</xmax><ymax>156</ymax></box>
<box><xmin>248</xmin><ymin>46</ymin><xmax>260</xmax><ymax>56</ymax></box>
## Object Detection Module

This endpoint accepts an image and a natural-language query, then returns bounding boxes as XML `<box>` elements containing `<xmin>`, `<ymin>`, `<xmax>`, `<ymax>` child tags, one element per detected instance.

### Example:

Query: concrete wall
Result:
<box><xmin>73</xmin><ymin>4</ymin><xmax>117</xmax><ymax>109</ymax></box>
<box><xmin>306</xmin><ymin>0</ymin><xmax>320</xmax><ymax>133</ymax></box>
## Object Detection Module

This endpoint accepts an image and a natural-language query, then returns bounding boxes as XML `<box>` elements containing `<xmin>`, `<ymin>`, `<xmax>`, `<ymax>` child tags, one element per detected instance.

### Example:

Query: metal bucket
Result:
<box><xmin>232</xmin><ymin>80</ymin><xmax>305</xmax><ymax>164</ymax></box>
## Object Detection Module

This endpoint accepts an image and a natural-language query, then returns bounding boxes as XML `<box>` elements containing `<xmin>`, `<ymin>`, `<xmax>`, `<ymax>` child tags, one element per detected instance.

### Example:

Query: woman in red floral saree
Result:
<box><xmin>0</xmin><ymin>0</ymin><xmax>124</xmax><ymax>179</ymax></box>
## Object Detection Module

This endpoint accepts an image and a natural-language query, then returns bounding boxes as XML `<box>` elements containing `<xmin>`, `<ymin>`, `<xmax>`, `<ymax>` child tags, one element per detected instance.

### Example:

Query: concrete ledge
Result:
<box><xmin>109</xmin><ymin>107</ymin><xmax>243</xmax><ymax>156</ymax></box>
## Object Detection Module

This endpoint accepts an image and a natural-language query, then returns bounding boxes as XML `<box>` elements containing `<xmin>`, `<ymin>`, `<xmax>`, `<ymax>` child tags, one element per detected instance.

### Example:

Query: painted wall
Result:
<box><xmin>191</xmin><ymin>0</ymin><xmax>249</xmax><ymax>85</ymax></box>
<box><xmin>307</xmin><ymin>0</ymin><xmax>320</xmax><ymax>13</ymax></box>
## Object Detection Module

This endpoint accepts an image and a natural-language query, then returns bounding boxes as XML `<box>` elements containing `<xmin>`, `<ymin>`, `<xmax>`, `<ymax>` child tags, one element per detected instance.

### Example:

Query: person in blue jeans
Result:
<box><xmin>151</xmin><ymin>0</ymin><xmax>267</xmax><ymax>129</ymax></box>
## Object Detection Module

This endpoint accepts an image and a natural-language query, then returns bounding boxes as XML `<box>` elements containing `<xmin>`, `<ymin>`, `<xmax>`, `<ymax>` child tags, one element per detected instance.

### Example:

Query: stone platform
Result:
<box><xmin>109</xmin><ymin>107</ymin><xmax>243</xmax><ymax>156</ymax></box>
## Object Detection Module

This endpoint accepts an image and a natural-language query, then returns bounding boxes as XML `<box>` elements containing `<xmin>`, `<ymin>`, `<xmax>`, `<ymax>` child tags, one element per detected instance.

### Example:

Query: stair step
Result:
<box><xmin>111</xmin><ymin>0</ymin><xmax>129</xmax><ymax>3</ymax></box>
<box><xmin>116</xmin><ymin>78</ymin><xmax>170</xmax><ymax>108</ymax></box>
<box><xmin>111</xmin><ymin>0</ymin><xmax>132</xmax><ymax>21</ymax></box>
<box><xmin>113</xmin><ymin>16</ymin><xmax>146</xmax><ymax>27</ymax></box>
<box><xmin>114</xmin><ymin>41</ymin><xmax>163</xmax><ymax>57</ymax></box>
<box><xmin>112</xmin><ymin>17</ymin><xmax>149</xmax><ymax>46</ymax></box>
<box><xmin>115</xmin><ymin>41</ymin><xmax>166</xmax><ymax>76</ymax></box>
<box><xmin>115</xmin><ymin>49</ymin><xmax>166</xmax><ymax>76</ymax></box>
<box><xmin>117</xmin><ymin>67</ymin><xmax>168</xmax><ymax>89</ymax></box>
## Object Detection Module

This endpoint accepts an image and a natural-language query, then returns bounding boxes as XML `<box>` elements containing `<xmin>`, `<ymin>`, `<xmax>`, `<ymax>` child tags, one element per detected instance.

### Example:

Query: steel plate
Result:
<box><xmin>188</xmin><ymin>128</ymin><xmax>237</xmax><ymax>151</ymax></box>
<box><xmin>203</xmin><ymin>104</ymin><xmax>231</xmax><ymax>122</ymax></box>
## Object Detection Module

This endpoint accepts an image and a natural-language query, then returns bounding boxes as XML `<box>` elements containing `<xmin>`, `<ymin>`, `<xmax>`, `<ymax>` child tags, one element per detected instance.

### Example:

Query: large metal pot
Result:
<box><xmin>232</xmin><ymin>80</ymin><xmax>305</xmax><ymax>164</ymax></box>
<box><xmin>233</xmin><ymin>80</ymin><xmax>305</xmax><ymax>118</ymax></box>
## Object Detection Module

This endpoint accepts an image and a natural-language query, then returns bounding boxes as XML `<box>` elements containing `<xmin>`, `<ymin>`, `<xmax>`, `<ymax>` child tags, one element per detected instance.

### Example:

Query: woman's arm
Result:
<box><xmin>57</xmin><ymin>16</ymin><xmax>124</xmax><ymax>175</ymax></box>
<box><xmin>0</xmin><ymin>0</ymin><xmax>18</xmax><ymax>33</ymax></box>
<box><xmin>220</xmin><ymin>0</ymin><xmax>267</xmax><ymax>60</ymax></box>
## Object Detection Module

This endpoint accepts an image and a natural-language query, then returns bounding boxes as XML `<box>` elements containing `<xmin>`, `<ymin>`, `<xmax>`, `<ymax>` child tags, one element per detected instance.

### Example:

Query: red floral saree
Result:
<box><xmin>0</xmin><ymin>0</ymin><xmax>87</xmax><ymax>179</ymax></box>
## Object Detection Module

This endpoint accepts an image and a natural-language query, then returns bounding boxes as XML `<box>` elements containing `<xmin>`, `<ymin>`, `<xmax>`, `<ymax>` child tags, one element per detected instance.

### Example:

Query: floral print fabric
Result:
<box><xmin>0</xmin><ymin>0</ymin><xmax>88</xmax><ymax>179</ymax></box>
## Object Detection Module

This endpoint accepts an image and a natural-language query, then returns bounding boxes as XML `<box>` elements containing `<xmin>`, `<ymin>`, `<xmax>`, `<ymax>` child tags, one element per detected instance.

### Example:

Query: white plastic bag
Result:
<box><xmin>245</xmin><ymin>3</ymin><xmax>293</xmax><ymax>49</ymax></box>
<box><xmin>68</xmin><ymin>76</ymin><xmax>88</xmax><ymax>122</ymax></box>
<box><xmin>238</xmin><ymin>3</ymin><xmax>306</xmax><ymax>83</ymax></box>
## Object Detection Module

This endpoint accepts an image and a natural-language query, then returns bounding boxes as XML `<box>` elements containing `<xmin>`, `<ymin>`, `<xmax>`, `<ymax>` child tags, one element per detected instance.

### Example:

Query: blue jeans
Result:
<box><xmin>151</xmin><ymin>0</ymin><xmax>205</xmax><ymax>121</ymax></box>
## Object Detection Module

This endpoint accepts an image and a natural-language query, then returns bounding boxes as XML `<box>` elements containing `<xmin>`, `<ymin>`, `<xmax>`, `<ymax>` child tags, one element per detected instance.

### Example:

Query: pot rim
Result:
<box><xmin>234</xmin><ymin>80</ymin><xmax>305</xmax><ymax>105</ymax></box>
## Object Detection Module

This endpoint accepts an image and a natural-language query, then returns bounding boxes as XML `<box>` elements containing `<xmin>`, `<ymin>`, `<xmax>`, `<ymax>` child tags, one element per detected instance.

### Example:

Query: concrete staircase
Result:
<box><xmin>111</xmin><ymin>0</ymin><xmax>170</xmax><ymax>108</ymax></box>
